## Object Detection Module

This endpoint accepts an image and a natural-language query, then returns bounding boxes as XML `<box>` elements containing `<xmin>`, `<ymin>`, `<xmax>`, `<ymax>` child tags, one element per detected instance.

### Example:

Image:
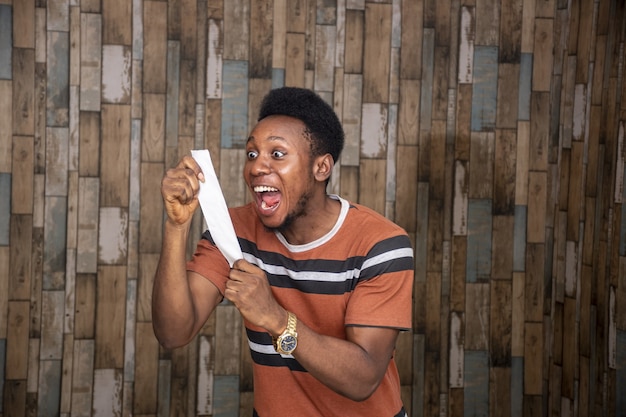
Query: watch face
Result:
<box><xmin>280</xmin><ymin>335</ymin><xmax>297</xmax><ymax>353</ymax></box>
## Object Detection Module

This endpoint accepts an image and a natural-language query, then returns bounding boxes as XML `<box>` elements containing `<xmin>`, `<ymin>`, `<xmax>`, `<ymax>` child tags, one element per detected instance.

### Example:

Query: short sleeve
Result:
<box><xmin>186</xmin><ymin>237</ymin><xmax>231</xmax><ymax>295</ymax></box>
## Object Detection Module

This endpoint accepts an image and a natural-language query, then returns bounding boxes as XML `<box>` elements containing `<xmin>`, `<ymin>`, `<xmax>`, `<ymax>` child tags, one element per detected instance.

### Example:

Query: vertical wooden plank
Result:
<box><xmin>71</xmin><ymin>339</ymin><xmax>95</xmax><ymax>415</ymax></box>
<box><xmin>78</xmin><ymin>111</ymin><xmax>100</xmax><ymax>177</ymax></box>
<box><xmin>9</xmin><ymin>215</ymin><xmax>33</xmax><ymax>300</ymax></box>
<box><xmin>363</xmin><ymin>3</ymin><xmax>391</xmax><ymax>102</ymax></box>
<box><xmin>524</xmin><ymin>322</ymin><xmax>543</xmax><ymax>395</ymax></box>
<box><xmin>215</xmin><ymin>304</ymin><xmax>242</xmax><ymax>375</ymax></box>
<box><xmin>43</xmin><ymin>196</ymin><xmax>67</xmax><ymax>290</ymax></box>
<box><xmin>103</xmin><ymin>0</ymin><xmax>131</xmax><ymax>45</ymax></box>
<box><xmin>341</xmin><ymin>73</ymin><xmax>362</xmax><ymax>166</ymax></box>
<box><xmin>95</xmin><ymin>266</ymin><xmax>126</xmax><ymax>369</ymax></box>
<box><xmin>532</xmin><ymin>18</ymin><xmax>554</xmax><ymax>92</ymax></box>
<box><xmin>395</xmin><ymin>145</ymin><xmax>418</xmax><ymax>232</ymax></box>
<box><xmin>101</xmin><ymin>104</ymin><xmax>131</xmax><ymax>207</ymax></box>
<box><xmin>40</xmin><ymin>290</ymin><xmax>64</xmax><ymax>361</ymax></box>
<box><xmin>11</xmin><ymin>137</ymin><xmax>34</xmax><ymax>214</ymax></box>
<box><xmin>0</xmin><ymin>80</ymin><xmax>12</xmax><ymax>172</ymax></box>
<box><xmin>470</xmin><ymin>46</ymin><xmax>498</xmax><ymax>132</ymax></box>
<box><xmin>360</xmin><ymin>103</ymin><xmax>388</xmax><ymax>158</ymax></box>
<box><xmin>344</xmin><ymin>9</ymin><xmax>364</xmax><ymax>74</ymax></box>
<box><xmin>401</xmin><ymin>0</ymin><xmax>422</xmax><ymax>80</ymax></box>
<box><xmin>93</xmin><ymin>369</ymin><xmax>123</xmax><ymax>416</ymax></box>
<box><xmin>134</xmin><ymin>322</ymin><xmax>159</xmax><ymax>414</ymax></box>
<box><xmin>223</xmin><ymin>0</ymin><xmax>249</xmax><ymax>60</ymax></box>
<box><xmin>139</xmin><ymin>162</ymin><xmax>164</xmax><ymax>253</ymax></box>
<box><xmin>398</xmin><ymin>79</ymin><xmax>420</xmax><ymax>145</ymax></box>
<box><xmin>6</xmin><ymin>301</ymin><xmax>30</xmax><ymax>379</ymax></box>
<box><xmin>285</xmin><ymin>32</ymin><xmax>306</xmax><ymax>87</ymax></box>
<box><xmin>220</xmin><ymin>60</ymin><xmax>249</xmax><ymax>148</ymax></box>
<box><xmin>314</xmin><ymin>24</ymin><xmax>336</xmax><ymax>92</ymax></box>
<box><xmin>206</xmin><ymin>17</ymin><xmax>223</xmax><ymax>99</ymax></box>
<box><xmin>102</xmin><ymin>45</ymin><xmax>132</xmax><ymax>104</ymax></box>
<box><xmin>137</xmin><ymin>253</ymin><xmax>158</xmax><ymax>322</ymax></box>
<box><xmin>465</xmin><ymin>283</ymin><xmax>490</xmax><ymax>349</ymax></box>
<box><xmin>76</xmin><ymin>177</ymin><xmax>99</xmax><ymax>273</ymax></box>
<box><xmin>79</xmin><ymin>12</ymin><xmax>101</xmax><ymax>112</ymax></box>
<box><xmin>13</xmin><ymin>48</ymin><xmax>36</xmax><ymax>137</ymax></box>
<box><xmin>143</xmin><ymin>0</ymin><xmax>167</xmax><ymax>93</ymax></box>
<box><xmin>358</xmin><ymin>159</ymin><xmax>386</xmax><ymax>215</ymax></box>
<box><xmin>142</xmin><ymin>94</ymin><xmax>166</xmax><ymax>162</ymax></box>
<box><xmin>37</xmin><ymin>359</ymin><xmax>62</xmax><ymax>417</ymax></box>
<box><xmin>464</xmin><ymin>350</ymin><xmax>489</xmax><ymax>416</ymax></box>
<box><xmin>527</xmin><ymin>171</ymin><xmax>547</xmax><ymax>243</ymax></box>
<box><xmin>74</xmin><ymin>274</ymin><xmax>96</xmax><ymax>339</ymax></box>
<box><xmin>250</xmin><ymin>0</ymin><xmax>273</xmax><ymax>79</ymax></box>
<box><xmin>98</xmin><ymin>207</ymin><xmax>128</xmax><ymax>265</ymax></box>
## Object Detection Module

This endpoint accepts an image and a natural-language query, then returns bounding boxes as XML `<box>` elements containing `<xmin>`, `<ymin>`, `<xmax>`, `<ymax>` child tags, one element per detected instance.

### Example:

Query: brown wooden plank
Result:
<box><xmin>363</xmin><ymin>3</ymin><xmax>391</xmax><ymax>102</ymax></box>
<box><xmin>95</xmin><ymin>265</ymin><xmax>127</xmax><ymax>369</ymax></box>
<box><xmin>465</xmin><ymin>283</ymin><xmax>489</xmax><ymax>350</ymax></box>
<box><xmin>394</xmin><ymin>145</ymin><xmax>418</xmax><ymax>232</ymax></box>
<box><xmin>339</xmin><ymin>164</ymin><xmax>359</xmax><ymax>204</ymax></box>
<box><xmin>103</xmin><ymin>0</ymin><xmax>132</xmax><ymax>45</ymax></box>
<box><xmin>496</xmin><ymin>64</ymin><xmax>520</xmax><ymax>128</ymax></box>
<box><xmin>358</xmin><ymin>158</ymin><xmax>386</xmax><ymax>215</ymax></box>
<box><xmin>532</xmin><ymin>18</ymin><xmax>554</xmax><ymax>92</ymax></box>
<box><xmin>525</xmin><ymin>243</ymin><xmax>545</xmax><ymax>323</ymax></box>
<box><xmin>142</xmin><ymin>93</ymin><xmax>166</xmax><ymax>163</ymax></box>
<box><xmin>527</xmin><ymin>171</ymin><xmax>547</xmax><ymax>243</ymax></box>
<box><xmin>9</xmin><ymin>214</ymin><xmax>32</xmax><ymax>301</ymax></box>
<box><xmin>13</xmin><ymin>48</ymin><xmax>35</xmax><ymax>136</ymax></box>
<box><xmin>6</xmin><ymin>301</ymin><xmax>30</xmax><ymax>379</ymax></box>
<box><xmin>3</xmin><ymin>380</ymin><xmax>27</xmax><ymax>417</ymax></box>
<box><xmin>249</xmin><ymin>0</ymin><xmax>273</xmax><ymax>79</ymax></box>
<box><xmin>11</xmin><ymin>136</ymin><xmax>34</xmax><ymax>214</ymax></box>
<box><xmin>469</xmin><ymin>132</ymin><xmax>494</xmax><ymax>199</ymax></box>
<box><xmin>134</xmin><ymin>322</ymin><xmax>160</xmax><ymax>414</ymax></box>
<box><xmin>285</xmin><ymin>32</ymin><xmax>306</xmax><ymax>88</ymax></box>
<box><xmin>272</xmin><ymin>0</ymin><xmax>287</xmax><ymax>69</ymax></box>
<box><xmin>490</xmin><ymin>280</ymin><xmax>512</xmax><ymax>366</ymax></box>
<box><xmin>137</xmin><ymin>253</ymin><xmax>159</xmax><ymax>323</ymax></box>
<box><xmin>344</xmin><ymin>9</ymin><xmax>364</xmax><ymax>74</ymax></box>
<box><xmin>490</xmin><ymin>366</ymin><xmax>511</xmax><ymax>417</ymax></box>
<box><xmin>566</xmin><ymin>141</ymin><xmax>583</xmax><ymax>241</ymax></box>
<box><xmin>143</xmin><ymin>0</ymin><xmax>168</xmax><ymax>93</ymax></box>
<box><xmin>524</xmin><ymin>322</ymin><xmax>543</xmax><ymax>395</ymax></box>
<box><xmin>223</xmin><ymin>0</ymin><xmax>249</xmax><ymax>60</ymax></box>
<box><xmin>78</xmin><ymin>111</ymin><xmax>100</xmax><ymax>177</ymax></box>
<box><xmin>100</xmin><ymin>104</ymin><xmax>131</xmax><ymax>207</ymax></box>
<box><xmin>74</xmin><ymin>274</ymin><xmax>96</xmax><ymax>339</ymax></box>
<box><xmin>494</xmin><ymin>129</ymin><xmax>517</xmax><ymax>215</ymax></box>
<box><xmin>13</xmin><ymin>0</ymin><xmax>35</xmax><ymax>48</ymax></box>
<box><xmin>286</xmin><ymin>0</ymin><xmax>307</xmax><ymax>33</ymax></box>
<box><xmin>139</xmin><ymin>162</ymin><xmax>164</xmax><ymax>254</ymax></box>
<box><xmin>492</xmin><ymin>215</ymin><xmax>514</xmax><ymax>279</ymax></box>
<box><xmin>515</xmin><ymin>121</ymin><xmax>530</xmax><ymax>205</ymax></box>
<box><xmin>455</xmin><ymin>84</ymin><xmax>472</xmax><ymax>161</ymax></box>
<box><xmin>398</xmin><ymin>79</ymin><xmax>420</xmax><ymax>146</ymax></box>
<box><xmin>0</xmin><ymin>80</ymin><xmax>11</xmax><ymax>171</ymax></box>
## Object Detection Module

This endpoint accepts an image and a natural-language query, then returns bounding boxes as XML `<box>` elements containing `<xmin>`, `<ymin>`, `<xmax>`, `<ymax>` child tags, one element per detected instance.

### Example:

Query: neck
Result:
<box><xmin>280</xmin><ymin>194</ymin><xmax>341</xmax><ymax>245</ymax></box>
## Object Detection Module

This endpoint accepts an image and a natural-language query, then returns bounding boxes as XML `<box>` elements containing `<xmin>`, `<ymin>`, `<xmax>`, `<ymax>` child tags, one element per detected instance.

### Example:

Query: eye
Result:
<box><xmin>272</xmin><ymin>150</ymin><xmax>285</xmax><ymax>158</ymax></box>
<box><xmin>246</xmin><ymin>150</ymin><xmax>258</xmax><ymax>160</ymax></box>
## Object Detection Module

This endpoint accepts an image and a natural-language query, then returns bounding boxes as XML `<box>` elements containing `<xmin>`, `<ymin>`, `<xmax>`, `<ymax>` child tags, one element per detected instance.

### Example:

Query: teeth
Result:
<box><xmin>254</xmin><ymin>185</ymin><xmax>278</xmax><ymax>193</ymax></box>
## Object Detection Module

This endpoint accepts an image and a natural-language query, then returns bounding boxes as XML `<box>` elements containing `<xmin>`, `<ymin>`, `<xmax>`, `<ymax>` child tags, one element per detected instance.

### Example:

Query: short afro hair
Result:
<box><xmin>258</xmin><ymin>87</ymin><xmax>345</xmax><ymax>163</ymax></box>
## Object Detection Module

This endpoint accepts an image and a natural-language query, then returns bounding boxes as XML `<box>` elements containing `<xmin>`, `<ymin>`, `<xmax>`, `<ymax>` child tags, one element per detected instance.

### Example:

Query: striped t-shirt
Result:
<box><xmin>187</xmin><ymin>195</ymin><xmax>414</xmax><ymax>416</ymax></box>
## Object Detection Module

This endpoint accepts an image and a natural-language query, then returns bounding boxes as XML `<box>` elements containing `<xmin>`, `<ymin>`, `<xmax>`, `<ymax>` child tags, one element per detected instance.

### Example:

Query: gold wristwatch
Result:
<box><xmin>273</xmin><ymin>312</ymin><xmax>298</xmax><ymax>355</ymax></box>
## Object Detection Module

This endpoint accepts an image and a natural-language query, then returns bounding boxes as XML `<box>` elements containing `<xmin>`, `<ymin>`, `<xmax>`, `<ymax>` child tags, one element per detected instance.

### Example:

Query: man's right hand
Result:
<box><xmin>161</xmin><ymin>155</ymin><xmax>205</xmax><ymax>226</ymax></box>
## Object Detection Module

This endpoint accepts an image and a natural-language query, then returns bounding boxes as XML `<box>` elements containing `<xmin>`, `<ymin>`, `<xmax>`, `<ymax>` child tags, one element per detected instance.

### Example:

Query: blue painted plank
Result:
<box><xmin>272</xmin><ymin>68</ymin><xmax>285</xmax><ymax>90</ymax></box>
<box><xmin>43</xmin><ymin>197</ymin><xmax>67</xmax><ymax>290</ymax></box>
<box><xmin>221</xmin><ymin>60</ymin><xmax>249</xmax><ymax>148</ymax></box>
<box><xmin>518</xmin><ymin>53</ymin><xmax>532</xmax><ymax>121</ymax></box>
<box><xmin>213</xmin><ymin>375</ymin><xmax>240</xmax><ymax>417</ymax></box>
<box><xmin>466</xmin><ymin>199</ymin><xmax>493</xmax><ymax>282</ymax></box>
<box><xmin>37</xmin><ymin>360</ymin><xmax>62</xmax><ymax>417</ymax></box>
<box><xmin>464</xmin><ymin>350</ymin><xmax>489</xmax><ymax>417</ymax></box>
<box><xmin>0</xmin><ymin>173</ymin><xmax>10</xmax><ymax>245</ymax></box>
<box><xmin>617</xmin><ymin>330</ymin><xmax>626</xmax><ymax>416</ymax></box>
<box><xmin>47</xmin><ymin>31</ymin><xmax>70</xmax><ymax>127</ymax></box>
<box><xmin>513</xmin><ymin>205</ymin><xmax>527</xmax><ymax>271</ymax></box>
<box><xmin>0</xmin><ymin>5</ymin><xmax>11</xmax><ymax>80</ymax></box>
<box><xmin>0</xmin><ymin>339</ymin><xmax>5</xmax><ymax>412</ymax></box>
<box><xmin>471</xmin><ymin>46</ymin><xmax>498</xmax><ymax>132</ymax></box>
<box><xmin>511</xmin><ymin>356</ymin><xmax>523</xmax><ymax>417</ymax></box>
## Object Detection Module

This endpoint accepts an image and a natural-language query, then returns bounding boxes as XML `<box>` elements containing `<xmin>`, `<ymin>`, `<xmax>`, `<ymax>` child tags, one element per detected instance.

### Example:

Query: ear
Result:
<box><xmin>313</xmin><ymin>153</ymin><xmax>334</xmax><ymax>183</ymax></box>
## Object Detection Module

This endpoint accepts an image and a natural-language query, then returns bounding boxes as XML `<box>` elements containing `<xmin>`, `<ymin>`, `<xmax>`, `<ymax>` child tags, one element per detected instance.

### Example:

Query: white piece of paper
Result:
<box><xmin>191</xmin><ymin>149</ymin><xmax>243</xmax><ymax>267</ymax></box>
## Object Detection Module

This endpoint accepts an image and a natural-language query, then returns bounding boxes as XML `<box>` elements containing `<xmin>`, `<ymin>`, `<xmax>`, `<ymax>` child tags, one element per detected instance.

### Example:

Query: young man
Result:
<box><xmin>153</xmin><ymin>87</ymin><xmax>414</xmax><ymax>416</ymax></box>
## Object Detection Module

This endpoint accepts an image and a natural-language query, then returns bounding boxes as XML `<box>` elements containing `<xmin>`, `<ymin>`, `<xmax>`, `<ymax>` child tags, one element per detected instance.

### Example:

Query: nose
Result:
<box><xmin>248</xmin><ymin>154</ymin><xmax>271</xmax><ymax>176</ymax></box>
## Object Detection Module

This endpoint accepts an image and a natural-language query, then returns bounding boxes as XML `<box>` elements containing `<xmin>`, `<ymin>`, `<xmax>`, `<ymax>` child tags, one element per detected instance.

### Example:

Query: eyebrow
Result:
<box><xmin>246</xmin><ymin>135</ymin><xmax>288</xmax><ymax>144</ymax></box>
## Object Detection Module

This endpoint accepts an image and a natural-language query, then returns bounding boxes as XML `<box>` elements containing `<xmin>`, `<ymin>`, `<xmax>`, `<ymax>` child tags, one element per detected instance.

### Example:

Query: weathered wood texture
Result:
<box><xmin>0</xmin><ymin>0</ymin><xmax>625</xmax><ymax>416</ymax></box>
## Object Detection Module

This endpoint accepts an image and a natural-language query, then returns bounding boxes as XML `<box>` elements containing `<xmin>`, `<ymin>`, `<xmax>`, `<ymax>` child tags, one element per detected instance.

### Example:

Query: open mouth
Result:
<box><xmin>253</xmin><ymin>185</ymin><xmax>282</xmax><ymax>212</ymax></box>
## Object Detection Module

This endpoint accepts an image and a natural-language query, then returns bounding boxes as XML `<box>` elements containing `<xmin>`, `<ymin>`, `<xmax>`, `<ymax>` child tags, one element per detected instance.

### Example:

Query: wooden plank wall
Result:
<box><xmin>0</xmin><ymin>0</ymin><xmax>625</xmax><ymax>416</ymax></box>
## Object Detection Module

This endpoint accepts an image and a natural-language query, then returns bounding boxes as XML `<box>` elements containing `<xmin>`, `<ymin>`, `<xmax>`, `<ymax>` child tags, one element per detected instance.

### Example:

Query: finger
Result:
<box><xmin>179</xmin><ymin>155</ymin><xmax>205</xmax><ymax>182</ymax></box>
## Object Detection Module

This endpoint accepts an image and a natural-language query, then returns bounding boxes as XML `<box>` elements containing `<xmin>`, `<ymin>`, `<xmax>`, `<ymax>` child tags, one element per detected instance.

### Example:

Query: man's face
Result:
<box><xmin>244</xmin><ymin>115</ymin><xmax>316</xmax><ymax>231</ymax></box>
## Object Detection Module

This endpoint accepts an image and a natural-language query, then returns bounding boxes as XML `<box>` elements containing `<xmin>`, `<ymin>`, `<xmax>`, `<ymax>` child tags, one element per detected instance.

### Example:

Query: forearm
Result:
<box><xmin>291</xmin><ymin>323</ymin><xmax>397</xmax><ymax>401</ymax></box>
<box><xmin>152</xmin><ymin>219</ymin><xmax>198</xmax><ymax>348</ymax></box>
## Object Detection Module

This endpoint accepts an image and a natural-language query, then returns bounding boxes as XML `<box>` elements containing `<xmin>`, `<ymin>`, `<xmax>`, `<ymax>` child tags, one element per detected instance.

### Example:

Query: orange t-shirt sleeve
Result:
<box><xmin>186</xmin><ymin>238</ymin><xmax>231</xmax><ymax>295</ymax></box>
